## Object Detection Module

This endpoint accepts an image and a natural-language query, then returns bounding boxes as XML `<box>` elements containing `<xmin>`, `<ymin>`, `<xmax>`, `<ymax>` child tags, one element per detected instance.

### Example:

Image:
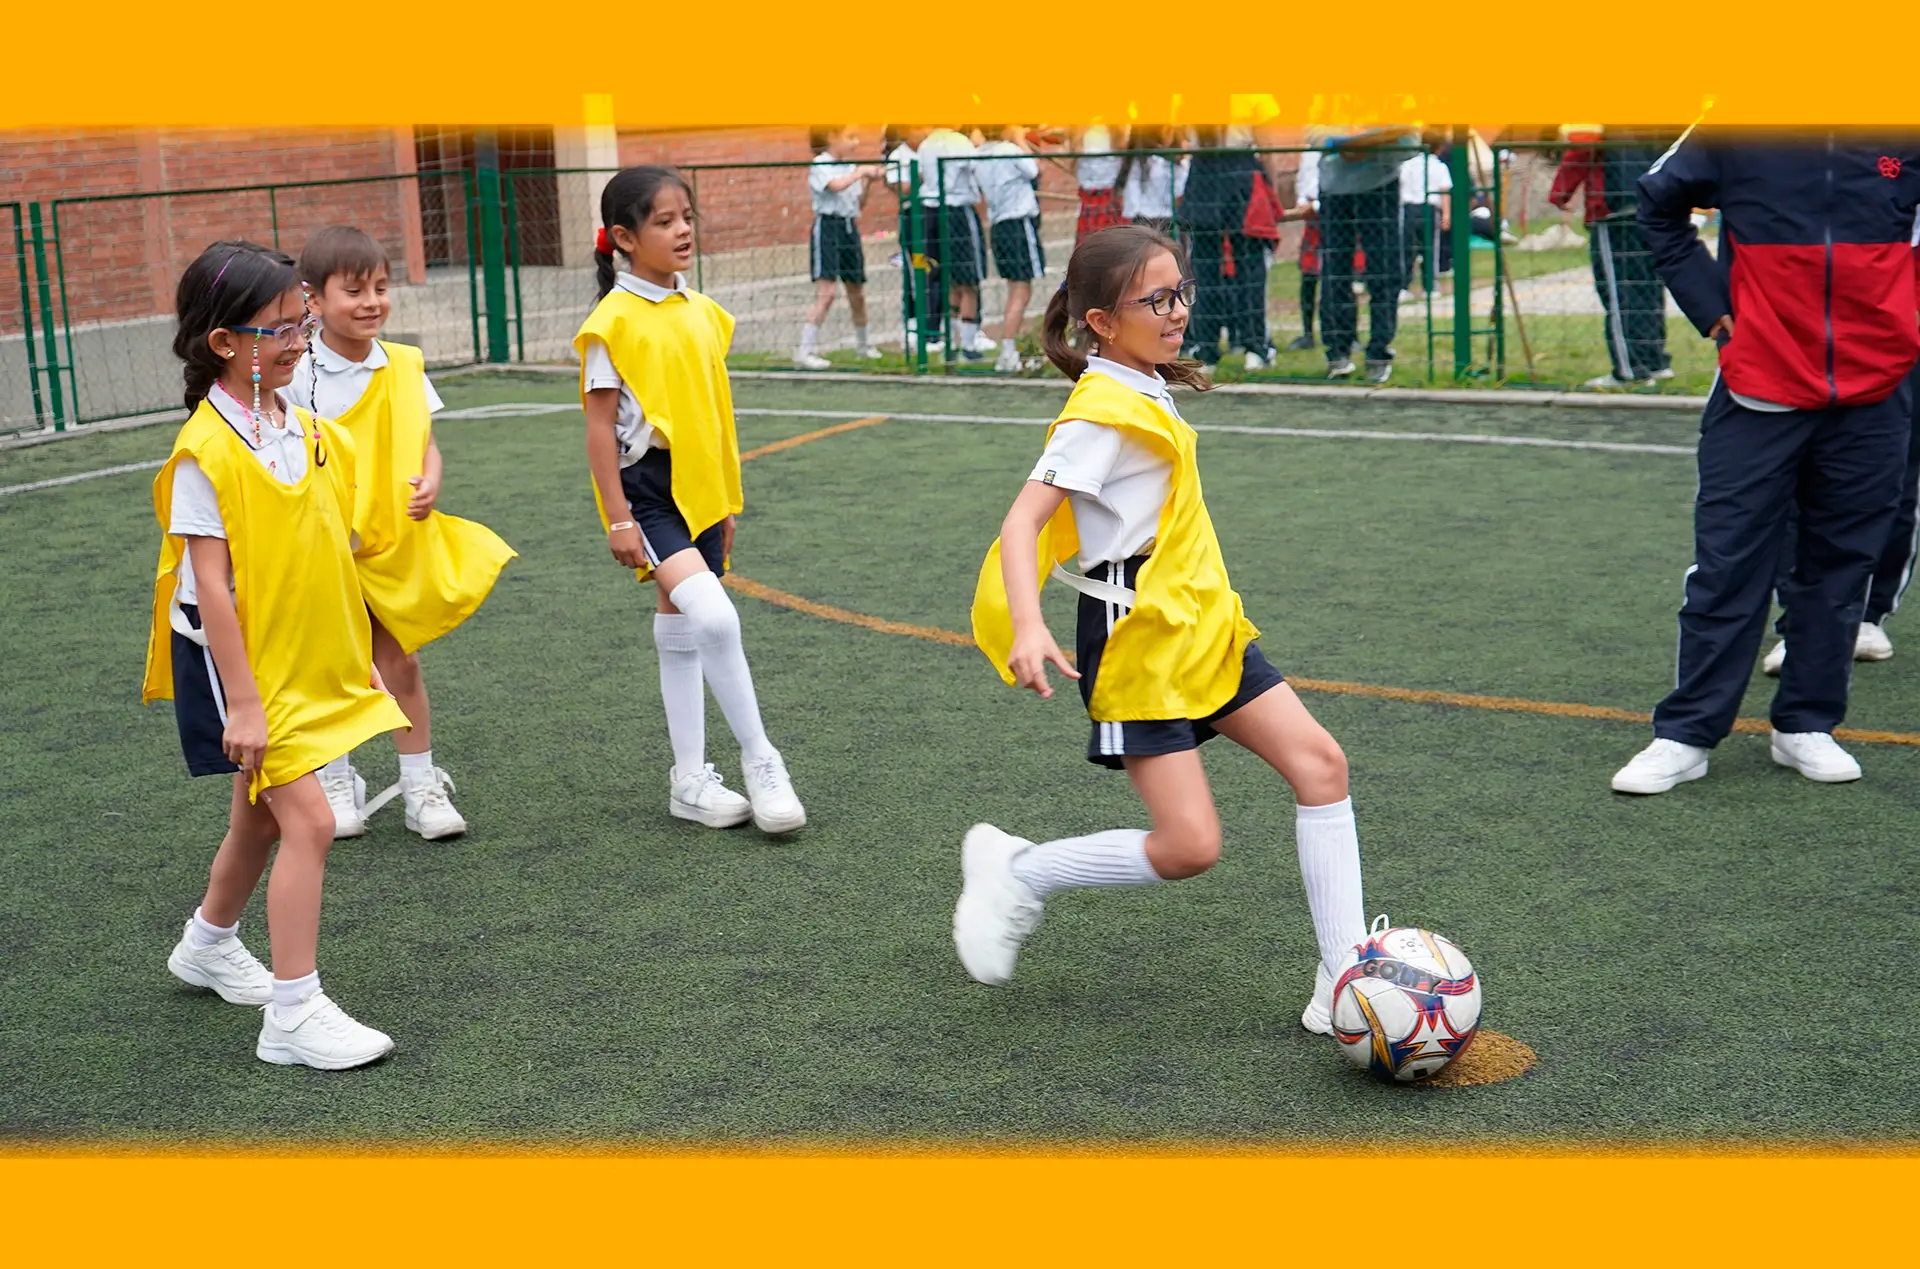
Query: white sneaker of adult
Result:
<box><xmin>952</xmin><ymin>824</ymin><xmax>1044</xmax><ymax>986</ymax></box>
<box><xmin>166</xmin><ymin>923</ymin><xmax>273</xmax><ymax>1005</ymax></box>
<box><xmin>743</xmin><ymin>751</ymin><xmax>806</xmax><ymax>834</ymax></box>
<box><xmin>318</xmin><ymin>764</ymin><xmax>366</xmax><ymax>839</ymax></box>
<box><xmin>1327</xmin><ymin>358</ymin><xmax>1357</xmax><ymax>379</ymax></box>
<box><xmin>1762</xmin><ymin>640</ymin><xmax>1786</xmax><ymax>676</ymax></box>
<box><xmin>1770</xmin><ymin>731</ymin><xmax>1863</xmax><ymax>783</ymax></box>
<box><xmin>669</xmin><ymin>763</ymin><xmax>753</xmax><ymax>828</ymax></box>
<box><xmin>1300</xmin><ymin>961</ymin><xmax>1335</xmax><ymax>1035</ymax></box>
<box><xmin>793</xmin><ymin>353</ymin><xmax>832</xmax><ymax>371</ymax></box>
<box><xmin>1611</xmin><ymin>738</ymin><xmax>1711</xmax><ymax>794</ymax></box>
<box><xmin>401</xmin><ymin>767</ymin><xmax>467</xmax><ymax>840</ymax></box>
<box><xmin>255</xmin><ymin>992</ymin><xmax>395</xmax><ymax>1070</ymax></box>
<box><xmin>1856</xmin><ymin>621</ymin><xmax>1894</xmax><ymax>661</ymax></box>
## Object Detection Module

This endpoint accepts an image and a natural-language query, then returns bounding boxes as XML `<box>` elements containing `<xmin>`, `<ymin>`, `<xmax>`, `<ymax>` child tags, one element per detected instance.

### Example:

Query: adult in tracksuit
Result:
<box><xmin>1548</xmin><ymin>129</ymin><xmax>1674</xmax><ymax>386</ymax></box>
<box><xmin>1181</xmin><ymin>130</ymin><xmax>1268</xmax><ymax>367</ymax></box>
<box><xmin>1612</xmin><ymin>130</ymin><xmax>1920</xmax><ymax>795</ymax></box>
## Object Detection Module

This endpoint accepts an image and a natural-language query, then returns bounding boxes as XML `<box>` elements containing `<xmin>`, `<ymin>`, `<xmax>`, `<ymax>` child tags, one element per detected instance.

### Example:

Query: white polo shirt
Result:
<box><xmin>1398</xmin><ymin>153</ymin><xmax>1452</xmax><ymax>209</ymax></box>
<box><xmin>1029</xmin><ymin>357</ymin><xmax>1178</xmax><ymax>570</ymax></box>
<box><xmin>809</xmin><ymin>154</ymin><xmax>865</xmax><ymax>218</ymax></box>
<box><xmin>579</xmin><ymin>270</ymin><xmax>689</xmax><ymax>463</ymax></box>
<box><xmin>1077</xmin><ymin>125</ymin><xmax>1122</xmax><ymax>192</ymax></box>
<box><xmin>917</xmin><ymin>130</ymin><xmax>979</xmax><ymax>207</ymax></box>
<box><xmin>289</xmin><ymin>333</ymin><xmax>445</xmax><ymax>420</ymax></box>
<box><xmin>170</xmin><ymin>384</ymin><xmax>308</xmax><ymax>606</ymax></box>
<box><xmin>1121</xmin><ymin>155</ymin><xmax>1189</xmax><ymax>221</ymax></box>
<box><xmin>973</xmin><ymin>141</ymin><xmax>1040</xmax><ymax>224</ymax></box>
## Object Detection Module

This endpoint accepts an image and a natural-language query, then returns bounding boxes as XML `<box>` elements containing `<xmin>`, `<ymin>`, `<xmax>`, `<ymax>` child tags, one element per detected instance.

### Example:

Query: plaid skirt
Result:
<box><xmin>1077</xmin><ymin>188</ymin><xmax>1124</xmax><ymax>241</ymax></box>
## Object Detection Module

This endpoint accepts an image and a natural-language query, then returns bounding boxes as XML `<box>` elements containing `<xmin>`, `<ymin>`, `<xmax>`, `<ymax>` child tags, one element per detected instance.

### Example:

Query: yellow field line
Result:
<box><xmin>727</xmin><ymin>409</ymin><xmax>1920</xmax><ymax>748</ymax></box>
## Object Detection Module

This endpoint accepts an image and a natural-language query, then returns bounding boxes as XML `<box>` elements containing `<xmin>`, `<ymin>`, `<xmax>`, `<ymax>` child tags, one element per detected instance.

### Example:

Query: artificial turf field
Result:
<box><xmin>3</xmin><ymin>370</ymin><xmax>1917</xmax><ymax>1146</ymax></box>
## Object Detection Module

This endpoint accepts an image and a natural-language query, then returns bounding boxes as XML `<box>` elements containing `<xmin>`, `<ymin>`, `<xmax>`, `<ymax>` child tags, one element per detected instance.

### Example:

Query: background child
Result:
<box><xmin>1289</xmin><ymin>149</ymin><xmax>1321</xmax><ymax>351</ymax></box>
<box><xmin>973</xmin><ymin>124</ymin><xmax>1044</xmax><ymax>373</ymax></box>
<box><xmin>917</xmin><ymin>125</ymin><xmax>995</xmax><ymax>360</ymax></box>
<box><xmin>576</xmin><ymin>165</ymin><xmax>806</xmax><ymax>835</ymax></box>
<box><xmin>961</xmin><ymin>226</ymin><xmax>1372</xmax><ymax>1028</ymax></box>
<box><xmin>1074</xmin><ymin>122</ymin><xmax>1127</xmax><ymax>243</ymax></box>
<box><xmin>798</xmin><ymin>127</ymin><xmax>887</xmax><ymax>369</ymax></box>
<box><xmin>884</xmin><ymin>126</ymin><xmax>935</xmax><ymax>352</ymax></box>
<box><xmin>1118</xmin><ymin>126</ymin><xmax>1189</xmax><ymax>233</ymax></box>
<box><xmin>293</xmin><ymin>226</ymin><xmax>517</xmax><ymax>843</ymax></box>
<box><xmin>145</xmin><ymin>240</ymin><xmax>410</xmax><ymax>1069</ymax></box>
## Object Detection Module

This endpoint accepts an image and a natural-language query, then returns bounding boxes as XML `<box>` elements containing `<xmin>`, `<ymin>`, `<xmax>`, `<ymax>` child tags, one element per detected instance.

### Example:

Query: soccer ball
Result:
<box><xmin>1330</xmin><ymin>924</ymin><xmax>1482</xmax><ymax>1083</ymax></box>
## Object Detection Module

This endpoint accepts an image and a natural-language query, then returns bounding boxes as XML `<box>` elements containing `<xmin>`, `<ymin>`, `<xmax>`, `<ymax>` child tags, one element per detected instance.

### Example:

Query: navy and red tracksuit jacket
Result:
<box><xmin>1637</xmin><ymin>130</ymin><xmax>1920</xmax><ymax>409</ymax></box>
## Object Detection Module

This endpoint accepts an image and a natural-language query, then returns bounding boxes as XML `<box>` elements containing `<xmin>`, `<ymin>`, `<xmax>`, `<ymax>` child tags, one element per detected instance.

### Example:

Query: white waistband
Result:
<box><xmin>1050</xmin><ymin>563</ymin><xmax>1136</xmax><ymax>609</ymax></box>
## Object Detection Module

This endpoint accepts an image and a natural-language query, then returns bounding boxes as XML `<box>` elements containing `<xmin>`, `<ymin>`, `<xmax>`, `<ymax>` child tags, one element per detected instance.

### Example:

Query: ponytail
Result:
<box><xmin>594</xmin><ymin>242</ymin><xmax>618</xmax><ymax>300</ymax></box>
<box><xmin>1039</xmin><ymin>283</ymin><xmax>1086</xmax><ymax>381</ymax></box>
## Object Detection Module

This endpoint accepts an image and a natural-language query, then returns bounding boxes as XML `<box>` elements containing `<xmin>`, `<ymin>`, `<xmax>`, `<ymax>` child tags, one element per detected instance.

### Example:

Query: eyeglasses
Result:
<box><xmin>228</xmin><ymin>318</ymin><xmax>315</xmax><ymax>347</ymax></box>
<box><xmin>1123</xmin><ymin>278</ymin><xmax>1197</xmax><ymax>317</ymax></box>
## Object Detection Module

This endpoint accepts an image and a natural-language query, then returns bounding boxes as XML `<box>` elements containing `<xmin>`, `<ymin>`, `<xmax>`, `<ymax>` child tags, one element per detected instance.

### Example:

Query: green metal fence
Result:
<box><xmin>3</xmin><ymin>201</ymin><xmax>46</xmax><ymax>434</ymax></box>
<box><xmin>23</xmin><ymin>170</ymin><xmax>479</xmax><ymax>430</ymax></box>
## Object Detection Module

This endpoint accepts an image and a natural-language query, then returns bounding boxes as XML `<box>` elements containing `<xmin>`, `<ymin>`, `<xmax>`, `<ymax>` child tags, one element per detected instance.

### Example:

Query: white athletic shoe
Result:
<box><xmin>968</xmin><ymin>332</ymin><xmax>999</xmax><ymax>355</ymax></box>
<box><xmin>995</xmin><ymin>345</ymin><xmax>1022</xmax><ymax>373</ymax></box>
<box><xmin>669</xmin><ymin>763</ymin><xmax>753</xmax><ymax>828</ymax></box>
<box><xmin>1762</xmin><ymin>640</ymin><xmax>1786</xmax><ymax>676</ymax></box>
<box><xmin>1649</xmin><ymin>367</ymin><xmax>1676</xmax><ymax>381</ymax></box>
<box><xmin>319</xmin><ymin>764</ymin><xmax>366</xmax><ymax>840</ymax></box>
<box><xmin>857</xmin><ymin>345</ymin><xmax>884</xmax><ymax>361</ymax></box>
<box><xmin>1856</xmin><ymin>621</ymin><xmax>1894</xmax><ymax>661</ymax></box>
<box><xmin>953</xmin><ymin>824</ymin><xmax>1044</xmax><ymax>986</ymax></box>
<box><xmin>1300</xmin><ymin>961</ymin><xmax>1335</xmax><ymax>1035</ymax></box>
<box><xmin>743</xmin><ymin>750</ymin><xmax>806</xmax><ymax>834</ymax></box>
<box><xmin>256</xmin><ymin>992</ymin><xmax>394</xmax><ymax>1070</ymax></box>
<box><xmin>167</xmin><ymin>923</ymin><xmax>273</xmax><ymax>1005</ymax></box>
<box><xmin>793</xmin><ymin>353</ymin><xmax>832</xmax><ymax>371</ymax></box>
<box><xmin>1582</xmin><ymin>373</ymin><xmax>1650</xmax><ymax>389</ymax></box>
<box><xmin>1611</xmin><ymin>738</ymin><xmax>1711</xmax><ymax>794</ymax></box>
<box><xmin>1327</xmin><ymin>358</ymin><xmax>1357</xmax><ymax>379</ymax></box>
<box><xmin>1244</xmin><ymin>349</ymin><xmax>1268</xmax><ymax>372</ymax></box>
<box><xmin>401</xmin><ymin>767</ymin><xmax>467</xmax><ymax>840</ymax></box>
<box><xmin>1770</xmin><ymin>731</ymin><xmax>1862</xmax><ymax>783</ymax></box>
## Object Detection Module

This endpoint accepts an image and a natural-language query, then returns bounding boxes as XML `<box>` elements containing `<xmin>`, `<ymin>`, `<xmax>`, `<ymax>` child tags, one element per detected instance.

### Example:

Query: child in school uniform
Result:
<box><xmin>885</xmin><ymin>126</ymin><xmax>936</xmax><ymax>350</ymax></box>
<box><xmin>147</xmin><ymin>240</ymin><xmax>410</xmax><ymax>1069</ymax></box>
<box><xmin>293</xmin><ymin>226</ymin><xmax>516</xmax><ymax>843</ymax></box>
<box><xmin>797</xmin><ymin>127</ymin><xmax>887</xmax><ymax>369</ymax></box>
<box><xmin>1074</xmin><ymin>122</ymin><xmax>1127</xmax><ymax>243</ymax></box>
<box><xmin>576</xmin><ymin>165</ymin><xmax>806</xmax><ymax>834</ymax></box>
<box><xmin>1288</xmin><ymin>149</ymin><xmax>1321</xmax><ymax>350</ymax></box>
<box><xmin>917</xmin><ymin>125</ymin><xmax>996</xmax><ymax>359</ymax></box>
<box><xmin>1118</xmin><ymin>127</ymin><xmax>1189</xmax><ymax>233</ymax></box>
<box><xmin>974</xmin><ymin>124</ymin><xmax>1046</xmax><ymax>373</ymax></box>
<box><xmin>959</xmin><ymin>225</ymin><xmax>1375</xmax><ymax>1024</ymax></box>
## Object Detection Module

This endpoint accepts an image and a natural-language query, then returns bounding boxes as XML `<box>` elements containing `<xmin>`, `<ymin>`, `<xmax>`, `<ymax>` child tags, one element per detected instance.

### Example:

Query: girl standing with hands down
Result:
<box><xmin>145</xmin><ymin>241</ymin><xmax>410</xmax><ymax>1069</ymax></box>
<box><xmin>577</xmin><ymin>166</ymin><xmax>806</xmax><ymax>835</ymax></box>
<box><xmin>962</xmin><ymin>226</ymin><xmax>1372</xmax><ymax>1032</ymax></box>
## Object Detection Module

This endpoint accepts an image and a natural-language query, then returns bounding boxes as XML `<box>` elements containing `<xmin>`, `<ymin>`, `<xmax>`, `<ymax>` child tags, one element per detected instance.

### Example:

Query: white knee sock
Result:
<box><xmin>668</xmin><ymin>572</ymin><xmax>774</xmax><ymax>763</ymax></box>
<box><xmin>799</xmin><ymin>323</ymin><xmax>820</xmax><ymax>356</ymax></box>
<box><xmin>654</xmin><ymin>612</ymin><xmax>706</xmax><ymax>777</ymax></box>
<box><xmin>854</xmin><ymin>324</ymin><xmax>871</xmax><ymax>352</ymax></box>
<box><xmin>958</xmin><ymin>318</ymin><xmax>980</xmax><ymax>347</ymax></box>
<box><xmin>320</xmin><ymin>755</ymin><xmax>352</xmax><ymax>779</ymax></box>
<box><xmin>1010</xmin><ymin>828</ymin><xmax>1160</xmax><ymax>898</ymax></box>
<box><xmin>1296</xmin><ymin>797</ymin><xmax>1367</xmax><ymax>972</ymax></box>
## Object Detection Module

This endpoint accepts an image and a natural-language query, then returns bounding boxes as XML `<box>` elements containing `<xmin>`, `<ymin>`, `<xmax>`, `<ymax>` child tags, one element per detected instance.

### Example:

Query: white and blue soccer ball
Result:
<box><xmin>1330</xmin><ymin>924</ymin><xmax>1482</xmax><ymax>1083</ymax></box>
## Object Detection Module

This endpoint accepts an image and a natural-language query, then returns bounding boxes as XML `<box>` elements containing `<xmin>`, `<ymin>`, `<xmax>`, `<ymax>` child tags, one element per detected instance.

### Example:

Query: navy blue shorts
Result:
<box><xmin>1074</xmin><ymin>555</ymin><xmax>1285</xmax><ymax>769</ymax></box>
<box><xmin>620</xmin><ymin>447</ymin><xmax>726</xmax><ymax>578</ymax></box>
<box><xmin>172</xmin><ymin>603</ymin><xmax>241</xmax><ymax>777</ymax></box>
<box><xmin>938</xmin><ymin>205</ymin><xmax>987</xmax><ymax>286</ymax></box>
<box><xmin>990</xmin><ymin>216</ymin><xmax>1045</xmax><ymax>282</ymax></box>
<box><xmin>810</xmin><ymin>214</ymin><xmax>866</xmax><ymax>284</ymax></box>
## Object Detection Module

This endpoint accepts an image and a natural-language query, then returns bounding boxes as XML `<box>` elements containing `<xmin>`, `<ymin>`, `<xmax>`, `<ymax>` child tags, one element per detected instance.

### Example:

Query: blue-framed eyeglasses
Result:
<box><xmin>229</xmin><ymin>318</ymin><xmax>315</xmax><ymax>347</ymax></box>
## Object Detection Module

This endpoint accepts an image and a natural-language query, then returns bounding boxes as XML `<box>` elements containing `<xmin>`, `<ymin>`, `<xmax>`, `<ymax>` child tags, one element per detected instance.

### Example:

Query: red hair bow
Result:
<box><xmin>595</xmin><ymin>226</ymin><xmax>614</xmax><ymax>255</ymax></box>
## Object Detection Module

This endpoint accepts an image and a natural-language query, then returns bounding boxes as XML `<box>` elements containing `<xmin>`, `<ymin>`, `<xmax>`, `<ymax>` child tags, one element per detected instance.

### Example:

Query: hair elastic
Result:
<box><xmin>595</xmin><ymin>227</ymin><xmax>615</xmax><ymax>256</ymax></box>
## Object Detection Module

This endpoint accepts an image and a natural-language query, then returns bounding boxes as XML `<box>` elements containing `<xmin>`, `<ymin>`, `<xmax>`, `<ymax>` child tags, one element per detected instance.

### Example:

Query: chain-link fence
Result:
<box><xmin>2</xmin><ymin>202</ymin><xmax>48</xmax><ymax>433</ymax></box>
<box><xmin>26</xmin><ymin>171</ymin><xmax>478</xmax><ymax>427</ymax></box>
<box><xmin>1479</xmin><ymin>135</ymin><xmax>1711</xmax><ymax>394</ymax></box>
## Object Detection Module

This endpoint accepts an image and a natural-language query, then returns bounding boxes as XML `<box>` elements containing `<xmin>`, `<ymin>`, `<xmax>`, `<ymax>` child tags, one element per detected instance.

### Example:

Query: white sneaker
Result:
<box><xmin>1244</xmin><ymin>349</ymin><xmax>1268</xmax><ymax>372</ymax></box>
<box><xmin>1770</xmin><ymin>731</ymin><xmax>1862</xmax><ymax>783</ymax></box>
<box><xmin>1611</xmin><ymin>738</ymin><xmax>1711</xmax><ymax>794</ymax></box>
<box><xmin>793</xmin><ymin>352</ymin><xmax>832</xmax><ymax>371</ymax></box>
<box><xmin>857</xmin><ymin>345</ymin><xmax>884</xmax><ymax>361</ymax></box>
<box><xmin>743</xmin><ymin>750</ymin><xmax>806</xmax><ymax>834</ymax></box>
<box><xmin>1300</xmin><ymin>961</ymin><xmax>1335</xmax><ymax>1035</ymax></box>
<box><xmin>968</xmin><ymin>332</ymin><xmax>999</xmax><ymax>354</ymax></box>
<box><xmin>401</xmin><ymin>767</ymin><xmax>467</xmax><ymax>840</ymax></box>
<box><xmin>1327</xmin><ymin>358</ymin><xmax>1357</xmax><ymax>379</ymax></box>
<box><xmin>995</xmin><ymin>345</ymin><xmax>1021</xmax><ymax>373</ymax></box>
<box><xmin>256</xmin><ymin>992</ymin><xmax>394</xmax><ymax>1070</ymax></box>
<box><xmin>1649</xmin><ymin>367</ymin><xmax>1676</xmax><ymax>381</ymax></box>
<box><xmin>953</xmin><ymin>824</ymin><xmax>1044</xmax><ymax>986</ymax></box>
<box><xmin>167</xmin><ymin>923</ymin><xmax>273</xmax><ymax>1005</ymax></box>
<box><xmin>1762</xmin><ymin>640</ymin><xmax>1786</xmax><ymax>676</ymax></box>
<box><xmin>1582</xmin><ymin>373</ymin><xmax>1650</xmax><ymax>389</ymax></box>
<box><xmin>670</xmin><ymin>763</ymin><xmax>752</xmax><ymax>828</ymax></box>
<box><xmin>319</xmin><ymin>764</ymin><xmax>366</xmax><ymax>839</ymax></box>
<box><xmin>1856</xmin><ymin>621</ymin><xmax>1894</xmax><ymax>661</ymax></box>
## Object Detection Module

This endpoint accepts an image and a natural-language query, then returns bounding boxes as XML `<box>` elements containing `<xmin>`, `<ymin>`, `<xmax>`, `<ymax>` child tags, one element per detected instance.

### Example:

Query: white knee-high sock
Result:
<box><xmin>1010</xmin><ymin>829</ymin><xmax>1160</xmax><ymax>898</ymax></box>
<box><xmin>1296</xmin><ymin>797</ymin><xmax>1367</xmax><ymax>972</ymax></box>
<box><xmin>653</xmin><ymin>612</ymin><xmax>706</xmax><ymax>777</ymax></box>
<box><xmin>668</xmin><ymin>572</ymin><xmax>774</xmax><ymax>762</ymax></box>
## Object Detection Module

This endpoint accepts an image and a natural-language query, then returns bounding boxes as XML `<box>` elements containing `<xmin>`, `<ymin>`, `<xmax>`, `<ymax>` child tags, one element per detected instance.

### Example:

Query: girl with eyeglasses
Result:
<box><xmin>960</xmin><ymin>226</ymin><xmax>1374</xmax><ymax>1033</ymax></box>
<box><xmin>142</xmin><ymin>240</ymin><xmax>409</xmax><ymax>1069</ymax></box>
